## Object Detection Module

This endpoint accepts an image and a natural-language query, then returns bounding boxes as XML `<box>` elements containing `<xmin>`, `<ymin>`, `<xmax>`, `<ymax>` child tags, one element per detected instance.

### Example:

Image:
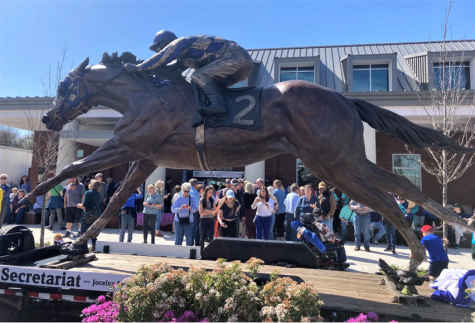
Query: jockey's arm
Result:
<box><xmin>129</xmin><ymin>37</ymin><xmax>195</xmax><ymax>72</ymax></box>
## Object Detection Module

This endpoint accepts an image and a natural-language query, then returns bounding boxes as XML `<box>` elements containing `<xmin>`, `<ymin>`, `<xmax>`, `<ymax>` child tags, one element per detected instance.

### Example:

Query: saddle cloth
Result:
<box><xmin>192</xmin><ymin>83</ymin><xmax>263</xmax><ymax>130</ymax></box>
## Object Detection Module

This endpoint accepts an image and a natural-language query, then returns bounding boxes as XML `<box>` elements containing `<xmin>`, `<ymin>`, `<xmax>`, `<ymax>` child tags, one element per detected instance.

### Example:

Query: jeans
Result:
<box><xmin>49</xmin><ymin>208</ymin><xmax>64</xmax><ymax>229</ymax></box>
<box><xmin>80</xmin><ymin>215</ymin><xmax>97</xmax><ymax>244</ymax></box>
<box><xmin>354</xmin><ymin>214</ymin><xmax>371</xmax><ymax>249</ymax></box>
<box><xmin>384</xmin><ymin>223</ymin><xmax>396</xmax><ymax>248</ymax></box>
<box><xmin>155</xmin><ymin>210</ymin><xmax>162</xmax><ymax>231</ymax></box>
<box><xmin>175</xmin><ymin>220</ymin><xmax>193</xmax><ymax>246</ymax></box>
<box><xmin>192</xmin><ymin>212</ymin><xmax>200</xmax><ymax>245</ymax></box>
<box><xmin>340</xmin><ymin>221</ymin><xmax>352</xmax><ymax>241</ymax></box>
<box><xmin>269</xmin><ymin>214</ymin><xmax>275</xmax><ymax>240</ymax></box>
<box><xmin>143</xmin><ymin>213</ymin><xmax>157</xmax><ymax>243</ymax></box>
<box><xmin>326</xmin><ymin>244</ymin><xmax>348</xmax><ymax>264</ymax></box>
<box><xmin>200</xmin><ymin>217</ymin><xmax>214</xmax><ymax>253</ymax></box>
<box><xmin>322</xmin><ymin>218</ymin><xmax>333</xmax><ymax>231</ymax></box>
<box><xmin>10</xmin><ymin>206</ymin><xmax>29</xmax><ymax>224</ymax></box>
<box><xmin>286</xmin><ymin>213</ymin><xmax>298</xmax><ymax>241</ymax></box>
<box><xmin>256</xmin><ymin>215</ymin><xmax>272</xmax><ymax>240</ymax></box>
<box><xmin>370</xmin><ymin>222</ymin><xmax>386</xmax><ymax>242</ymax></box>
<box><xmin>120</xmin><ymin>213</ymin><xmax>135</xmax><ymax>242</ymax></box>
<box><xmin>453</xmin><ymin>225</ymin><xmax>464</xmax><ymax>245</ymax></box>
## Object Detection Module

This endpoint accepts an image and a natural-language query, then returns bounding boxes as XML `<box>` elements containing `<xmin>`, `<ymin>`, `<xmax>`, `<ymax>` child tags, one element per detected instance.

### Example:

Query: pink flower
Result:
<box><xmin>389</xmin><ymin>321</ymin><xmax>398</xmax><ymax>323</ymax></box>
<box><xmin>164</xmin><ymin>310</ymin><xmax>175</xmax><ymax>320</ymax></box>
<box><xmin>345</xmin><ymin>318</ymin><xmax>357</xmax><ymax>323</ymax></box>
<box><xmin>367</xmin><ymin>312</ymin><xmax>378</xmax><ymax>322</ymax></box>
<box><xmin>98</xmin><ymin>295</ymin><xmax>106</xmax><ymax>303</ymax></box>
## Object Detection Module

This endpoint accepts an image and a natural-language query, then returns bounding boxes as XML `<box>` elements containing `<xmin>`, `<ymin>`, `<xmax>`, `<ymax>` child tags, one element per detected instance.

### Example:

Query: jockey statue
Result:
<box><xmin>124</xmin><ymin>30</ymin><xmax>254</xmax><ymax>117</ymax></box>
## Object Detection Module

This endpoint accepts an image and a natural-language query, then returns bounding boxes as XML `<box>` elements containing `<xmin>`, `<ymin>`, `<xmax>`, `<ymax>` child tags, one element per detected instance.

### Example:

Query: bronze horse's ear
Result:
<box><xmin>74</xmin><ymin>57</ymin><xmax>89</xmax><ymax>74</ymax></box>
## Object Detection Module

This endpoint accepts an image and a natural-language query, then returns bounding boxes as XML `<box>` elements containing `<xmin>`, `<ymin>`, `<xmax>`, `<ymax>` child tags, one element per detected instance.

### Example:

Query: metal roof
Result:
<box><xmin>185</xmin><ymin>39</ymin><xmax>475</xmax><ymax>91</ymax></box>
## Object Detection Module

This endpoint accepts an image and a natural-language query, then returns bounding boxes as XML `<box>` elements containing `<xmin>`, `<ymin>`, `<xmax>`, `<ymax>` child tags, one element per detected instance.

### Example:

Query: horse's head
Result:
<box><xmin>43</xmin><ymin>52</ymin><xmax>187</xmax><ymax>131</ymax></box>
<box><xmin>42</xmin><ymin>58</ymin><xmax>97</xmax><ymax>131</ymax></box>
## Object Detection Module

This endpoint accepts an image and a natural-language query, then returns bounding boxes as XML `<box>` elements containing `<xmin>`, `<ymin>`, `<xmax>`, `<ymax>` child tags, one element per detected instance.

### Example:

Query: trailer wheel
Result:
<box><xmin>0</xmin><ymin>225</ymin><xmax>35</xmax><ymax>255</ymax></box>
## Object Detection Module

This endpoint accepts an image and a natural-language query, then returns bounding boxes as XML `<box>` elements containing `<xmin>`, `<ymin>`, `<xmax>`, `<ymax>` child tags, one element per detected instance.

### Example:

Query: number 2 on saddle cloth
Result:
<box><xmin>191</xmin><ymin>83</ymin><xmax>263</xmax><ymax>130</ymax></box>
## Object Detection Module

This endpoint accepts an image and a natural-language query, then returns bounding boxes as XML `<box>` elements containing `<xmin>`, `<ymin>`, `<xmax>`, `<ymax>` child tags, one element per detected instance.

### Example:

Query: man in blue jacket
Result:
<box><xmin>124</xmin><ymin>30</ymin><xmax>253</xmax><ymax>117</ymax></box>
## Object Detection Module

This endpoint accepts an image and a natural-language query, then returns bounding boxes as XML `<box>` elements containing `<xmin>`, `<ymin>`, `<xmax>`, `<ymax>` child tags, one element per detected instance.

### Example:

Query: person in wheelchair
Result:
<box><xmin>292</xmin><ymin>209</ymin><xmax>349</xmax><ymax>271</ymax></box>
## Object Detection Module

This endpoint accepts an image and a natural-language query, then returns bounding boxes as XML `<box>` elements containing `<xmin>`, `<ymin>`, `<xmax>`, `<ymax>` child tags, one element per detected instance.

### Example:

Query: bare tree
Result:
<box><xmin>409</xmin><ymin>0</ymin><xmax>475</xmax><ymax>249</ymax></box>
<box><xmin>0</xmin><ymin>125</ymin><xmax>33</xmax><ymax>150</ymax></box>
<box><xmin>21</xmin><ymin>43</ymin><xmax>80</xmax><ymax>247</ymax></box>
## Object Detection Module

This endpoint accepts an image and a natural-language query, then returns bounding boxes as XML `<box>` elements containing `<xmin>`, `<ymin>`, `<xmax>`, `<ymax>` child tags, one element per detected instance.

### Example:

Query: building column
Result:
<box><xmin>145</xmin><ymin>167</ymin><xmax>167</xmax><ymax>186</ymax></box>
<box><xmin>56</xmin><ymin>120</ymin><xmax>79</xmax><ymax>185</ymax></box>
<box><xmin>363</xmin><ymin>122</ymin><xmax>377</xmax><ymax>164</ymax></box>
<box><xmin>245</xmin><ymin>161</ymin><xmax>265</xmax><ymax>182</ymax></box>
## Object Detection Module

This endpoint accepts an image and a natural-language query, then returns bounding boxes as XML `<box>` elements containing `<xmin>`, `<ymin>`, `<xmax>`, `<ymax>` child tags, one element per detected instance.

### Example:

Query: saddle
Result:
<box><xmin>191</xmin><ymin>83</ymin><xmax>263</xmax><ymax>130</ymax></box>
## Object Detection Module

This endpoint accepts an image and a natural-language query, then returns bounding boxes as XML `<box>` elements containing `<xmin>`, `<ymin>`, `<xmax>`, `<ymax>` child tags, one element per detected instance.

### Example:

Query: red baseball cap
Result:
<box><xmin>421</xmin><ymin>225</ymin><xmax>434</xmax><ymax>232</ymax></box>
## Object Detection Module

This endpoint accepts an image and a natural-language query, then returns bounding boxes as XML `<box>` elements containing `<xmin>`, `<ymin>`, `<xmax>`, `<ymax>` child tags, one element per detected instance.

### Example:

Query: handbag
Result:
<box><xmin>348</xmin><ymin>211</ymin><xmax>354</xmax><ymax>225</ymax></box>
<box><xmin>84</xmin><ymin>208</ymin><xmax>98</xmax><ymax>224</ymax></box>
<box><xmin>178</xmin><ymin>196</ymin><xmax>191</xmax><ymax>225</ymax></box>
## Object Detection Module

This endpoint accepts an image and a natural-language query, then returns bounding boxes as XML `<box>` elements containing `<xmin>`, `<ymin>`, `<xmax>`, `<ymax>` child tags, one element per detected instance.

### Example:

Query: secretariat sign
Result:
<box><xmin>0</xmin><ymin>265</ymin><xmax>130</xmax><ymax>292</ymax></box>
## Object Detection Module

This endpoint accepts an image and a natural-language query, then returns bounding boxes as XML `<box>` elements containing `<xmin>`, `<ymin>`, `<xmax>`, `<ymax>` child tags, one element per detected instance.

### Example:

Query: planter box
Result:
<box><xmin>22</xmin><ymin>211</ymin><xmax>41</xmax><ymax>225</ymax></box>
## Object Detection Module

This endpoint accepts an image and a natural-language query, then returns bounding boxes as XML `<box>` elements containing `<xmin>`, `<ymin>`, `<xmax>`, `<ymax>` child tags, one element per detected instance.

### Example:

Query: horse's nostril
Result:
<box><xmin>41</xmin><ymin>115</ymin><xmax>49</xmax><ymax>124</ymax></box>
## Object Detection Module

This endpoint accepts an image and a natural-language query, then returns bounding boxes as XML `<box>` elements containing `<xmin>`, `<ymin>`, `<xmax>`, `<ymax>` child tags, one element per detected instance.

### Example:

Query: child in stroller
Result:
<box><xmin>292</xmin><ymin>209</ymin><xmax>350</xmax><ymax>271</ymax></box>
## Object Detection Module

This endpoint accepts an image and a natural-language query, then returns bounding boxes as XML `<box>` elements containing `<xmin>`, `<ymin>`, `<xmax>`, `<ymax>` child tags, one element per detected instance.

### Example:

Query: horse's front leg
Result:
<box><xmin>21</xmin><ymin>137</ymin><xmax>145</xmax><ymax>205</ymax></box>
<box><xmin>71</xmin><ymin>159</ymin><xmax>157</xmax><ymax>250</ymax></box>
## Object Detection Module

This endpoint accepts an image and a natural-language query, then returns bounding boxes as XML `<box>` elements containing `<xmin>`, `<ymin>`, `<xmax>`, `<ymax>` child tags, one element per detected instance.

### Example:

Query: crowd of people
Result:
<box><xmin>0</xmin><ymin>172</ymin><xmax>473</xmax><ymax>278</ymax></box>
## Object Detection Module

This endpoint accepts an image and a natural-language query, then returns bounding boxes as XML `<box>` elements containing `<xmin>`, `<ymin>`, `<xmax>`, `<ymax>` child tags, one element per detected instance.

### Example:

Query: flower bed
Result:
<box><xmin>81</xmin><ymin>258</ymin><xmax>323</xmax><ymax>322</ymax></box>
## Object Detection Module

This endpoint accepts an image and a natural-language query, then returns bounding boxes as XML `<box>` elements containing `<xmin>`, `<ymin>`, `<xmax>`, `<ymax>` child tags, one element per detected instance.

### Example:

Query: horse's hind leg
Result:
<box><xmin>361</xmin><ymin>160</ymin><xmax>474</xmax><ymax>232</ymax></box>
<box><xmin>72</xmin><ymin>159</ymin><xmax>157</xmax><ymax>249</ymax></box>
<box><xmin>299</xmin><ymin>158</ymin><xmax>426</xmax><ymax>275</ymax></box>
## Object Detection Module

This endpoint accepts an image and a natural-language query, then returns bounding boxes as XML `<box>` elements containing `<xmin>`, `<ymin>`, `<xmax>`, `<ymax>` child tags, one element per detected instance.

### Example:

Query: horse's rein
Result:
<box><xmin>92</xmin><ymin>70</ymin><xmax>172</xmax><ymax>110</ymax></box>
<box><xmin>130</xmin><ymin>73</ymin><xmax>172</xmax><ymax>110</ymax></box>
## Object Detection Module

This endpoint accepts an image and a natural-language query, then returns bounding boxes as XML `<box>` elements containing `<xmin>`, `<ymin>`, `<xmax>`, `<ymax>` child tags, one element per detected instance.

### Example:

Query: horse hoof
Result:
<box><xmin>19</xmin><ymin>197</ymin><xmax>34</xmax><ymax>206</ymax></box>
<box><xmin>60</xmin><ymin>241</ymin><xmax>89</xmax><ymax>256</ymax></box>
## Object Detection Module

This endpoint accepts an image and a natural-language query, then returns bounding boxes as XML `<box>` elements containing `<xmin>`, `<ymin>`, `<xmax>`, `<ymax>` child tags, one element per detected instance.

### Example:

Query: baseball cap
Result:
<box><xmin>421</xmin><ymin>225</ymin><xmax>434</xmax><ymax>232</ymax></box>
<box><xmin>454</xmin><ymin>203</ymin><xmax>464</xmax><ymax>209</ymax></box>
<box><xmin>231</xmin><ymin>179</ymin><xmax>239</xmax><ymax>186</ymax></box>
<box><xmin>95</xmin><ymin>173</ymin><xmax>103</xmax><ymax>179</ymax></box>
<box><xmin>226</xmin><ymin>190</ymin><xmax>235</xmax><ymax>199</ymax></box>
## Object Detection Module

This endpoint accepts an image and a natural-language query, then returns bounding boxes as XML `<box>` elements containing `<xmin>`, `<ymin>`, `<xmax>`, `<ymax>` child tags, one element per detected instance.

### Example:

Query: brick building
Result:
<box><xmin>1</xmin><ymin>39</ymin><xmax>474</xmax><ymax>207</ymax></box>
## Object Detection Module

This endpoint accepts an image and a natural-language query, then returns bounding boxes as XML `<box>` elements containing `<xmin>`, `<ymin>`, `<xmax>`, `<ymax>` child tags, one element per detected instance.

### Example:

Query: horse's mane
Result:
<box><xmin>100</xmin><ymin>52</ymin><xmax>144</xmax><ymax>67</ymax></box>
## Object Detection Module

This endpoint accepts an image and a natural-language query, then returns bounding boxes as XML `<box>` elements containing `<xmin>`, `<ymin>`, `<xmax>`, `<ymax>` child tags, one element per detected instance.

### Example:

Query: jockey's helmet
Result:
<box><xmin>149</xmin><ymin>30</ymin><xmax>178</xmax><ymax>52</ymax></box>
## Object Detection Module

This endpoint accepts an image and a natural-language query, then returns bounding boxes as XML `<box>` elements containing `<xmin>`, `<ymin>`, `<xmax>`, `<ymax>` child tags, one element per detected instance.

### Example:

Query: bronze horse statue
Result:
<box><xmin>22</xmin><ymin>52</ymin><xmax>475</xmax><ymax>274</ymax></box>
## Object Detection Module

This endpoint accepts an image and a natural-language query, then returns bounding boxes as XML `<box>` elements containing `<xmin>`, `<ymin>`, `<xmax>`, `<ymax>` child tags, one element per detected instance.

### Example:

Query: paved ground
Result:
<box><xmin>24</xmin><ymin>224</ymin><xmax>475</xmax><ymax>274</ymax></box>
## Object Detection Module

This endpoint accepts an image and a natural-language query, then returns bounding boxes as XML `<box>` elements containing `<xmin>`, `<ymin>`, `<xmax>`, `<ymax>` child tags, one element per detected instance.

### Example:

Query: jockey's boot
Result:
<box><xmin>191</xmin><ymin>74</ymin><xmax>226</xmax><ymax>117</ymax></box>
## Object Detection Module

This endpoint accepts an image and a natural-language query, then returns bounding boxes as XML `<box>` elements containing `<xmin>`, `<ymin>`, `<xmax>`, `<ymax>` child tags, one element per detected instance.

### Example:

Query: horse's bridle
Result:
<box><xmin>54</xmin><ymin>69</ymin><xmax>172</xmax><ymax>122</ymax></box>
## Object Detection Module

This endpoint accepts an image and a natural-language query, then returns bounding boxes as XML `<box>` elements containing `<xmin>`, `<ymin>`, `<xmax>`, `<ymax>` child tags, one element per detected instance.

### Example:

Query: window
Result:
<box><xmin>76</xmin><ymin>149</ymin><xmax>84</xmax><ymax>160</ymax></box>
<box><xmin>353</xmin><ymin>64</ymin><xmax>389</xmax><ymax>92</ymax></box>
<box><xmin>280</xmin><ymin>66</ymin><xmax>315</xmax><ymax>83</ymax></box>
<box><xmin>392</xmin><ymin>154</ymin><xmax>421</xmax><ymax>190</ymax></box>
<box><xmin>433</xmin><ymin>62</ymin><xmax>471</xmax><ymax>90</ymax></box>
<box><xmin>296</xmin><ymin>159</ymin><xmax>313</xmax><ymax>186</ymax></box>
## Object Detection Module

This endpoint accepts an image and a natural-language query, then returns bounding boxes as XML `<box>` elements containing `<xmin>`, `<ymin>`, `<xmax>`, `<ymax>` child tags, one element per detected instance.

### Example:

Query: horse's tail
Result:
<box><xmin>349</xmin><ymin>97</ymin><xmax>475</xmax><ymax>154</ymax></box>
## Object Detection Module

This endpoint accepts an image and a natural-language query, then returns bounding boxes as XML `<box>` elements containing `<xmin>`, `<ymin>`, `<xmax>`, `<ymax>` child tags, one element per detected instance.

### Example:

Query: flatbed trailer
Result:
<box><xmin>0</xmin><ymin>228</ymin><xmax>471</xmax><ymax>322</ymax></box>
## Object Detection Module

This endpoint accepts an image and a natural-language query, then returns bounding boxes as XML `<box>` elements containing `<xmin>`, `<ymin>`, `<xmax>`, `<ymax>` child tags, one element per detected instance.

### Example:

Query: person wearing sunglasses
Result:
<box><xmin>0</xmin><ymin>174</ymin><xmax>11</xmax><ymax>228</ymax></box>
<box><xmin>171</xmin><ymin>182</ymin><xmax>197</xmax><ymax>246</ymax></box>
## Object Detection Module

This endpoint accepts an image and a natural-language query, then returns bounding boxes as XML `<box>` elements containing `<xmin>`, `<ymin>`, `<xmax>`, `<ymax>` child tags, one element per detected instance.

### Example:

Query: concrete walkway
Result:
<box><xmin>24</xmin><ymin>224</ymin><xmax>475</xmax><ymax>274</ymax></box>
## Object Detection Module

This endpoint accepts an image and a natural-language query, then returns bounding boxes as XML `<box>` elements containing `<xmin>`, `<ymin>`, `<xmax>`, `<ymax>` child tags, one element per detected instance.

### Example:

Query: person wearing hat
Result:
<box><xmin>217</xmin><ymin>190</ymin><xmax>241</xmax><ymax>238</ymax></box>
<box><xmin>95</xmin><ymin>173</ymin><xmax>107</xmax><ymax>214</ymax></box>
<box><xmin>123</xmin><ymin>31</ymin><xmax>253</xmax><ymax>118</ymax></box>
<box><xmin>412</xmin><ymin>225</ymin><xmax>449</xmax><ymax>280</ymax></box>
<box><xmin>451</xmin><ymin>203</ymin><xmax>468</xmax><ymax>249</ymax></box>
<box><xmin>218</xmin><ymin>179</ymin><xmax>232</xmax><ymax>199</ymax></box>
<box><xmin>317</xmin><ymin>182</ymin><xmax>336</xmax><ymax>230</ymax></box>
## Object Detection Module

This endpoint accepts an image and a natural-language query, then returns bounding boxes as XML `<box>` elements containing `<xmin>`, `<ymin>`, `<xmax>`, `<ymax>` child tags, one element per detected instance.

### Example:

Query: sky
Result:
<box><xmin>0</xmin><ymin>0</ymin><xmax>474</xmax><ymax>97</ymax></box>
